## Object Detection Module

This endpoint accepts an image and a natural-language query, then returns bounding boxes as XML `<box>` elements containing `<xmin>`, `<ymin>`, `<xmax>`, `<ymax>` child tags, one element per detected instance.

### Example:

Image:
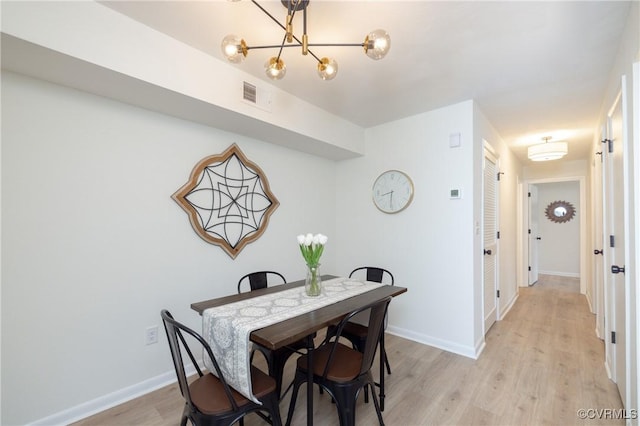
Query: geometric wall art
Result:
<box><xmin>172</xmin><ymin>144</ymin><xmax>279</xmax><ymax>259</ymax></box>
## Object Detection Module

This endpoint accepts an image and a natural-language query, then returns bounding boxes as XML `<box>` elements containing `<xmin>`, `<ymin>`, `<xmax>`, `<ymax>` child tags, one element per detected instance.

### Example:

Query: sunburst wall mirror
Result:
<box><xmin>544</xmin><ymin>200</ymin><xmax>576</xmax><ymax>224</ymax></box>
<box><xmin>172</xmin><ymin>144</ymin><xmax>279</xmax><ymax>258</ymax></box>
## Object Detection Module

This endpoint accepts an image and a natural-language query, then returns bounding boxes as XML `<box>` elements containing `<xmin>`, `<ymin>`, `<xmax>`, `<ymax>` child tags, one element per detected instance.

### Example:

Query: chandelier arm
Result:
<box><xmin>275</xmin><ymin>33</ymin><xmax>287</xmax><ymax>61</ymax></box>
<box><xmin>307</xmin><ymin>43</ymin><xmax>365</xmax><ymax>47</ymax></box>
<box><xmin>249</xmin><ymin>0</ymin><xmax>322</xmax><ymax>62</ymax></box>
<box><xmin>246</xmin><ymin>43</ymin><xmax>324</xmax><ymax>63</ymax></box>
<box><xmin>249</xmin><ymin>0</ymin><xmax>358</xmax><ymax>66</ymax></box>
<box><xmin>247</xmin><ymin>44</ymin><xmax>302</xmax><ymax>50</ymax></box>
<box><xmin>251</xmin><ymin>0</ymin><xmax>287</xmax><ymax>32</ymax></box>
<box><xmin>251</xmin><ymin>0</ymin><xmax>301</xmax><ymax>35</ymax></box>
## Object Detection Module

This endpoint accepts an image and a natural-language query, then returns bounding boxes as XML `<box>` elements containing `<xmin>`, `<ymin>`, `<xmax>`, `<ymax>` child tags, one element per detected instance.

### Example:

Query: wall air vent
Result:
<box><xmin>243</xmin><ymin>81</ymin><xmax>257</xmax><ymax>103</ymax></box>
<box><xmin>242</xmin><ymin>81</ymin><xmax>272</xmax><ymax>112</ymax></box>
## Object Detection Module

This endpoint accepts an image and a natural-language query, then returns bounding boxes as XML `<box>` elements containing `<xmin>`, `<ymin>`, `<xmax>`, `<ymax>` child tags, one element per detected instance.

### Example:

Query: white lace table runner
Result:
<box><xmin>202</xmin><ymin>277</ymin><xmax>384</xmax><ymax>403</ymax></box>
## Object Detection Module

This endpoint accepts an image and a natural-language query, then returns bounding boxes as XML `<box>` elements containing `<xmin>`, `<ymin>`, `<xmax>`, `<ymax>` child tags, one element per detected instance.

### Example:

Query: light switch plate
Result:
<box><xmin>449</xmin><ymin>132</ymin><xmax>461</xmax><ymax>148</ymax></box>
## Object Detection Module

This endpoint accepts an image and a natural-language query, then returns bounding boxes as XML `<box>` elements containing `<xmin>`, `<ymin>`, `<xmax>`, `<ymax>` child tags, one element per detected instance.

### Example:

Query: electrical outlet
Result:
<box><xmin>145</xmin><ymin>325</ymin><xmax>158</xmax><ymax>345</ymax></box>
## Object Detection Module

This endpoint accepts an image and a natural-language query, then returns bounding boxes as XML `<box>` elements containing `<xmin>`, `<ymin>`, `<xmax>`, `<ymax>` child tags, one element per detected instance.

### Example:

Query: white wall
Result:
<box><xmin>334</xmin><ymin>101</ymin><xmax>481</xmax><ymax>356</ymax></box>
<box><xmin>1</xmin><ymin>71</ymin><xmax>338</xmax><ymax>425</ymax></box>
<box><xmin>1</xmin><ymin>72</ymin><xmax>519</xmax><ymax>426</ymax></box>
<box><xmin>535</xmin><ymin>181</ymin><xmax>581</xmax><ymax>276</ymax></box>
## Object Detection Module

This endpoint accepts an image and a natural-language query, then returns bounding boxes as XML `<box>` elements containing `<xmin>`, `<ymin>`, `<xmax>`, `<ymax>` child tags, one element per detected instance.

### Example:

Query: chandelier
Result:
<box><xmin>528</xmin><ymin>136</ymin><xmax>568</xmax><ymax>161</ymax></box>
<box><xmin>221</xmin><ymin>0</ymin><xmax>391</xmax><ymax>81</ymax></box>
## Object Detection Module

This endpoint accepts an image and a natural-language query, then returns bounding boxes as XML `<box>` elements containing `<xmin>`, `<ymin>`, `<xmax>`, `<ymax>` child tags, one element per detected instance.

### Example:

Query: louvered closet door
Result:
<box><xmin>483</xmin><ymin>148</ymin><xmax>499</xmax><ymax>333</ymax></box>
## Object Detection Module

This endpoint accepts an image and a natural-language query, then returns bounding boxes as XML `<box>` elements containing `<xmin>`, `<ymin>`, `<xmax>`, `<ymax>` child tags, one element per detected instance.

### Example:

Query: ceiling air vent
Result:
<box><xmin>243</xmin><ymin>81</ymin><xmax>257</xmax><ymax>104</ymax></box>
<box><xmin>242</xmin><ymin>81</ymin><xmax>272</xmax><ymax>112</ymax></box>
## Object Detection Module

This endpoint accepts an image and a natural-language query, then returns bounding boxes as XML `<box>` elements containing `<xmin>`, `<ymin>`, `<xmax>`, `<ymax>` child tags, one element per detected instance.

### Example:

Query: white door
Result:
<box><xmin>528</xmin><ymin>184</ymin><xmax>540</xmax><ymax>285</ymax></box>
<box><xmin>593</xmin><ymin>126</ymin><xmax>606</xmax><ymax>340</ymax></box>
<box><xmin>483</xmin><ymin>147</ymin><xmax>499</xmax><ymax>333</ymax></box>
<box><xmin>604</xmin><ymin>87</ymin><xmax>628</xmax><ymax>405</ymax></box>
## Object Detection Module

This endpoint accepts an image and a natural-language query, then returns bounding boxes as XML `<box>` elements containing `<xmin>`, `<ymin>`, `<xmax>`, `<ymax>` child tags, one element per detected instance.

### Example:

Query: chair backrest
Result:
<box><xmin>349</xmin><ymin>267</ymin><xmax>394</xmax><ymax>285</ymax></box>
<box><xmin>237</xmin><ymin>271</ymin><xmax>286</xmax><ymax>293</ymax></box>
<box><xmin>323</xmin><ymin>297</ymin><xmax>392</xmax><ymax>379</ymax></box>
<box><xmin>160</xmin><ymin>309</ymin><xmax>240</xmax><ymax>413</ymax></box>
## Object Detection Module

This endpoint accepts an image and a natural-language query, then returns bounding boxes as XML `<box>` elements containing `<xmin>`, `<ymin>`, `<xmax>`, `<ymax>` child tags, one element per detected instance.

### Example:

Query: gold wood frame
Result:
<box><xmin>172</xmin><ymin>144</ymin><xmax>279</xmax><ymax>259</ymax></box>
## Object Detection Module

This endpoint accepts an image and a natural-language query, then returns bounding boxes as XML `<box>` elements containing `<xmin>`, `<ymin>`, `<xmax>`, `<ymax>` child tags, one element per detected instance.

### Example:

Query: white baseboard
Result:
<box><xmin>499</xmin><ymin>292</ymin><xmax>518</xmax><ymax>320</ymax></box>
<box><xmin>538</xmin><ymin>270</ymin><xmax>580</xmax><ymax>278</ymax></box>
<box><xmin>386</xmin><ymin>325</ymin><xmax>479</xmax><ymax>359</ymax></box>
<box><xmin>27</xmin><ymin>365</ymin><xmax>197</xmax><ymax>426</ymax></box>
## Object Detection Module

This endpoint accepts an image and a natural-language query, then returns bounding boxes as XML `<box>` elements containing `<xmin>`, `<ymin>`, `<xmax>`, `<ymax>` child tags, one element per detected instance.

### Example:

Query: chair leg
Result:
<box><xmin>331</xmin><ymin>385</ymin><xmax>358</xmax><ymax>426</ymax></box>
<box><xmin>368</xmin><ymin>379</ymin><xmax>385</xmax><ymax>426</ymax></box>
<box><xmin>285</xmin><ymin>371</ymin><xmax>305</xmax><ymax>426</ymax></box>
<box><xmin>180</xmin><ymin>405</ymin><xmax>189</xmax><ymax>426</ymax></box>
<box><xmin>384</xmin><ymin>348</ymin><xmax>391</xmax><ymax>375</ymax></box>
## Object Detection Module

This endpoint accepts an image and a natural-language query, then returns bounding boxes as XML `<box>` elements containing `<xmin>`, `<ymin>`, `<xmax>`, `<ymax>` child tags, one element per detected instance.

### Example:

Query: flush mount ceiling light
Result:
<box><xmin>221</xmin><ymin>0</ymin><xmax>391</xmax><ymax>81</ymax></box>
<box><xmin>528</xmin><ymin>136</ymin><xmax>568</xmax><ymax>161</ymax></box>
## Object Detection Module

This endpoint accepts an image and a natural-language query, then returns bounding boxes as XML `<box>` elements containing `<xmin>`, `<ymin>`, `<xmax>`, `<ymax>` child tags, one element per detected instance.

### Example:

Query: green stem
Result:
<box><xmin>307</xmin><ymin>264</ymin><xmax>321</xmax><ymax>296</ymax></box>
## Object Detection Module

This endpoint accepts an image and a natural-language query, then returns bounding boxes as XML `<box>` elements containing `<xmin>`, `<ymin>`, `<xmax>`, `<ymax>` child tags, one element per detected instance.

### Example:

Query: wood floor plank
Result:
<box><xmin>73</xmin><ymin>275</ymin><xmax>622</xmax><ymax>425</ymax></box>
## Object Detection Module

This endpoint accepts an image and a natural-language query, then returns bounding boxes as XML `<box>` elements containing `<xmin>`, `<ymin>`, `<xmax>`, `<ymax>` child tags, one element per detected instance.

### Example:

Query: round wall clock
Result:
<box><xmin>372</xmin><ymin>170</ymin><xmax>414</xmax><ymax>214</ymax></box>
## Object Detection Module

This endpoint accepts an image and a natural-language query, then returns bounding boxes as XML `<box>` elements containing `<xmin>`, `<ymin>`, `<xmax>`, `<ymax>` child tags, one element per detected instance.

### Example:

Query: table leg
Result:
<box><xmin>379</xmin><ymin>332</ymin><xmax>386</xmax><ymax>412</ymax></box>
<box><xmin>306</xmin><ymin>334</ymin><xmax>314</xmax><ymax>426</ymax></box>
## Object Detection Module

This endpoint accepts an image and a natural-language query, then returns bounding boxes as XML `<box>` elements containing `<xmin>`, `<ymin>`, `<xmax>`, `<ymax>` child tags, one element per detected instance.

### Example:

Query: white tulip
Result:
<box><xmin>312</xmin><ymin>234</ymin><xmax>320</xmax><ymax>245</ymax></box>
<box><xmin>318</xmin><ymin>234</ymin><xmax>328</xmax><ymax>245</ymax></box>
<box><xmin>297</xmin><ymin>234</ymin><xmax>305</xmax><ymax>245</ymax></box>
<box><xmin>304</xmin><ymin>233</ymin><xmax>313</xmax><ymax>246</ymax></box>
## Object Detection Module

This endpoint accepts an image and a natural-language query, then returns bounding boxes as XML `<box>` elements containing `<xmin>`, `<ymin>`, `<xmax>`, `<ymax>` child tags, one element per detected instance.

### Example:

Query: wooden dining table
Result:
<box><xmin>191</xmin><ymin>275</ymin><xmax>407</xmax><ymax>426</ymax></box>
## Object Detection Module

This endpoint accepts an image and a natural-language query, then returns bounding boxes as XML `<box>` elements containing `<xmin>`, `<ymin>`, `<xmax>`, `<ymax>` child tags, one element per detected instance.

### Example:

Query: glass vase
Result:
<box><xmin>305</xmin><ymin>264</ymin><xmax>322</xmax><ymax>297</ymax></box>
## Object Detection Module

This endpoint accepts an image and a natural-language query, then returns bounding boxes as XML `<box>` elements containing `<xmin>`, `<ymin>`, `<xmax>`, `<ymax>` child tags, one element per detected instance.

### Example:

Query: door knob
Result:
<box><xmin>483</xmin><ymin>249</ymin><xmax>492</xmax><ymax>255</ymax></box>
<box><xmin>594</xmin><ymin>249</ymin><xmax>603</xmax><ymax>255</ymax></box>
<box><xmin>611</xmin><ymin>265</ymin><xmax>625</xmax><ymax>274</ymax></box>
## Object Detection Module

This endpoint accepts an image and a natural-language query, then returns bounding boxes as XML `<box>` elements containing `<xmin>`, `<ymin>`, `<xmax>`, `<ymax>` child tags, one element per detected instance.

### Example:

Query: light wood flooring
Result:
<box><xmin>74</xmin><ymin>275</ymin><xmax>623</xmax><ymax>425</ymax></box>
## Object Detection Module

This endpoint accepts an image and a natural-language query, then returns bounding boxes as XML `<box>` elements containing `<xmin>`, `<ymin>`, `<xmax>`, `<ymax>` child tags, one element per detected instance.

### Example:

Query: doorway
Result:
<box><xmin>521</xmin><ymin>177</ymin><xmax>587</xmax><ymax>294</ymax></box>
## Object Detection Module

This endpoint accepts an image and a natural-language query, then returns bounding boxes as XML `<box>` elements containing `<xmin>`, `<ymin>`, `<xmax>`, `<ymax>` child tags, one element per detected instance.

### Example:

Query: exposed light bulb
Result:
<box><xmin>364</xmin><ymin>29</ymin><xmax>391</xmax><ymax>60</ymax></box>
<box><xmin>221</xmin><ymin>34</ymin><xmax>247</xmax><ymax>63</ymax></box>
<box><xmin>317</xmin><ymin>57</ymin><xmax>338</xmax><ymax>80</ymax></box>
<box><xmin>265</xmin><ymin>57</ymin><xmax>286</xmax><ymax>80</ymax></box>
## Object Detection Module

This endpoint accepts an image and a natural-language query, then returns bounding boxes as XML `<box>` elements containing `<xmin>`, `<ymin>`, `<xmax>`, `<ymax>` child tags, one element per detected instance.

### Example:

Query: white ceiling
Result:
<box><xmin>100</xmin><ymin>0</ymin><xmax>631</xmax><ymax>164</ymax></box>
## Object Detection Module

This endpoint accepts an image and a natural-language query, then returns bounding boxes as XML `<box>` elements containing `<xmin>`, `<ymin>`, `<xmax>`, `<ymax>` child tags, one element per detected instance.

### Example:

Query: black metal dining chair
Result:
<box><xmin>325</xmin><ymin>267</ymin><xmax>394</xmax><ymax>410</ymax></box>
<box><xmin>160</xmin><ymin>309</ymin><xmax>282</xmax><ymax>426</ymax></box>
<box><xmin>343</xmin><ymin>267</ymin><xmax>394</xmax><ymax>375</ymax></box>
<box><xmin>237</xmin><ymin>271</ymin><xmax>308</xmax><ymax>399</ymax></box>
<box><xmin>284</xmin><ymin>297</ymin><xmax>392</xmax><ymax>426</ymax></box>
<box><xmin>237</xmin><ymin>271</ymin><xmax>286</xmax><ymax>293</ymax></box>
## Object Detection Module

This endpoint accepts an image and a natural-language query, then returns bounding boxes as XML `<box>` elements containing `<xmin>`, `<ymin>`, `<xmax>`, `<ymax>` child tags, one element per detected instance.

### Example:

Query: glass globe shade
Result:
<box><xmin>265</xmin><ymin>57</ymin><xmax>286</xmax><ymax>80</ymax></box>
<box><xmin>364</xmin><ymin>29</ymin><xmax>391</xmax><ymax>60</ymax></box>
<box><xmin>221</xmin><ymin>35</ymin><xmax>247</xmax><ymax>63</ymax></box>
<box><xmin>317</xmin><ymin>57</ymin><xmax>338</xmax><ymax>80</ymax></box>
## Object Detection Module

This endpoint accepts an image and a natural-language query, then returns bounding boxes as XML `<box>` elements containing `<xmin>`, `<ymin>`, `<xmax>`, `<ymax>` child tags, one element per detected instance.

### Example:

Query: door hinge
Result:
<box><xmin>496</xmin><ymin>290</ymin><xmax>500</xmax><ymax>298</ymax></box>
<box><xmin>528</xmin><ymin>266</ymin><xmax>531</xmax><ymax>271</ymax></box>
<box><xmin>528</xmin><ymin>229</ymin><xmax>531</xmax><ymax>234</ymax></box>
<box><xmin>528</xmin><ymin>192</ymin><xmax>531</xmax><ymax>197</ymax></box>
<box><xmin>610</xmin><ymin>235</ymin><xmax>615</xmax><ymax>248</ymax></box>
<box><xmin>497</xmin><ymin>231</ymin><xmax>500</xmax><ymax>239</ymax></box>
<box><xmin>497</xmin><ymin>172</ymin><xmax>504</xmax><ymax>181</ymax></box>
<box><xmin>608</xmin><ymin>139</ymin><xmax>614</xmax><ymax>153</ymax></box>
<box><xmin>611</xmin><ymin>331</ymin><xmax>616</xmax><ymax>344</ymax></box>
